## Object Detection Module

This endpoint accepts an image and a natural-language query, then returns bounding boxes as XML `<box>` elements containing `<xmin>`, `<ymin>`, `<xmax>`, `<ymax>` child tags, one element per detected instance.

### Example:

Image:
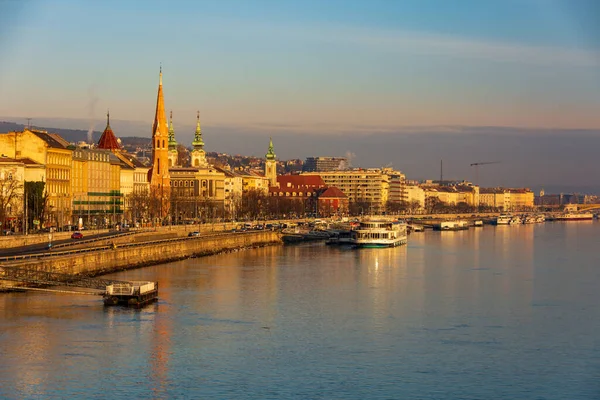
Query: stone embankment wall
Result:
<box><xmin>0</xmin><ymin>229</ymin><xmax>109</xmax><ymax>249</ymax></box>
<box><xmin>6</xmin><ymin>231</ymin><xmax>280</xmax><ymax>278</ymax></box>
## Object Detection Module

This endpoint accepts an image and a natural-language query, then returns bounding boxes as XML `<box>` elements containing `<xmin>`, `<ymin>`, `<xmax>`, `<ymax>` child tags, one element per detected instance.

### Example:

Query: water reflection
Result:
<box><xmin>1</xmin><ymin>223</ymin><xmax>600</xmax><ymax>399</ymax></box>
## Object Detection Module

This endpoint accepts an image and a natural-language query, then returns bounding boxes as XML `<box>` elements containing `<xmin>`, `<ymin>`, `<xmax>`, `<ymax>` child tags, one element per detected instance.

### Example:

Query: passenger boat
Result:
<box><xmin>350</xmin><ymin>220</ymin><xmax>407</xmax><ymax>248</ymax></box>
<box><xmin>554</xmin><ymin>213</ymin><xmax>594</xmax><ymax>221</ymax></box>
<box><xmin>473</xmin><ymin>220</ymin><xmax>484</xmax><ymax>227</ymax></box>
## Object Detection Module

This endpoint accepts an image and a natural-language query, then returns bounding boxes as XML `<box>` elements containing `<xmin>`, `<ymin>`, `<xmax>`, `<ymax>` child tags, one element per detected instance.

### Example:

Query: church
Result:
<box><xmin>146</xmin><ymin>69</ymin><xmax>277</xmax><ymax>223</ymax></box>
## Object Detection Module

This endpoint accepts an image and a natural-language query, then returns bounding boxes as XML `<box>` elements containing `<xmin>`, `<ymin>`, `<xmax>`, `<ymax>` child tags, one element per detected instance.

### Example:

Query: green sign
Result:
<box><xmin>33</xmin><ymin>220</ymin><xmax>40</xmax><ymax>225</ymax></box>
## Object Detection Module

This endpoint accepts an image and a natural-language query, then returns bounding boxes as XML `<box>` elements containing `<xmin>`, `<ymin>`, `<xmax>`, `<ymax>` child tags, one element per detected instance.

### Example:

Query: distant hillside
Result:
<box><xmin>0</xmin><ymin>121</ymin><xmax>149</xmax><ymax>147</ymax></box>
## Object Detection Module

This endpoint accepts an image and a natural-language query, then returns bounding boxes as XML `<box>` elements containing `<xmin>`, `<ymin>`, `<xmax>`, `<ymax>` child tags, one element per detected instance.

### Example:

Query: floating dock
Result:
<box><xmin>103</xmin><ymin>281</ymin><xmax>158</xmax><ymax>308</ymax></box>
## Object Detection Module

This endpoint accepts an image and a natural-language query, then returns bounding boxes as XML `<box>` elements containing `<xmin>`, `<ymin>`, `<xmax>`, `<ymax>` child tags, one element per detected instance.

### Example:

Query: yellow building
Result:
<box><xmin>479</xmin><ymin>188</ymin><xmax>534</xmax><ymax>211</ymax></box>
<box><xmin>0</xmin><ymin>129</ymin><xmax>73</xmax><ymax>227</ymax></box>
<box><xmin>302</xmin><ymin>168</ymin><xmax>403</xmax><ymax>213</ymax></box>
<box><xmin>423</xmin><ymin>184</ymin><xmax>480</xmax><ymax>207</ymax></box>
<box><xmin>236</xmin><ymin>169</ymin><xmax>270</xmax><ymax>195</ymax></box>
<box><xmin>71</xmin><ymin>148</ymin><xmax>122</xmax><ymax>228</ymax></box>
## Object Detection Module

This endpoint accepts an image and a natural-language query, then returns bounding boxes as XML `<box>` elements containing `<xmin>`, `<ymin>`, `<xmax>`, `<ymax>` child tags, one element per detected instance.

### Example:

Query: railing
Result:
<box><xmin>0</xmin><ymin>265</ymin><xmax>128</xmax><ymax>290</ymax></box>
<box><xmin>0</xmin><ymin>229</ymin><xmax>277</xmax><ymax>263</ymax></box>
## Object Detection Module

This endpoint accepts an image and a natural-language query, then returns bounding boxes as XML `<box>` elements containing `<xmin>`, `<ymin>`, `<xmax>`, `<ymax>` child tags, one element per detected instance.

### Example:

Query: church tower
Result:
<box><xmin>149</xmin><ymin>67</ymin><xmax>171</xmax><ymax>217</ymax></box>
<box><xmin>191</xmin><ymin>111</ymin><xmax>207</xmax><ymax>168</ymax></box>
<box><xmin>265</xmin><ymin>137</ymin><xmax>277</xmax><ymax>187</ymax></box>
<box><xmin>167</xmin><ymin>111</ymin><xmax>178</xmax><ymax>167</ymax></box>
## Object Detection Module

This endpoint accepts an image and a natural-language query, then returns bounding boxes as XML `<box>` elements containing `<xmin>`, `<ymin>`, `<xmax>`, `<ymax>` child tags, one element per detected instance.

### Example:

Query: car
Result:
<box><xmin>188</xmin><ymin>231</ymin><xmax>200</xmax><ymax>237</ymax></box>
<box><xmin>71</xmin><ymin>232</ymin><xmax>84</xmax><ymax>239</ymax></box>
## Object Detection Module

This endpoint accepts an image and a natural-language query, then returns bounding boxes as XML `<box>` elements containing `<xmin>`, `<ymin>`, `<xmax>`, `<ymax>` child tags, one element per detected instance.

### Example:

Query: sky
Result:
<box><xmin>1</xmin><ymin>0</ymin><xmax>600</xmax><ymax>191</ymax></box>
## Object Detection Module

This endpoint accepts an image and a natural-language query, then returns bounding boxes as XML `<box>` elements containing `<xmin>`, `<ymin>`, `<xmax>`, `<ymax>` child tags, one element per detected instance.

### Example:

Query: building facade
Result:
<box><xmin>302</xmin><ymin>156</ymin><xmax>348</xmax><ymax>172</ymax></box>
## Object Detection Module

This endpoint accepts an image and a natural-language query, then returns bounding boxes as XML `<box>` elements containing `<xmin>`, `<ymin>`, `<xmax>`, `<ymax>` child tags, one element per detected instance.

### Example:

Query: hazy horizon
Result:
<box><xmin>2</xmin><ymin>115</ymin><xmax>599</xmax><ymax>195</ymax></box>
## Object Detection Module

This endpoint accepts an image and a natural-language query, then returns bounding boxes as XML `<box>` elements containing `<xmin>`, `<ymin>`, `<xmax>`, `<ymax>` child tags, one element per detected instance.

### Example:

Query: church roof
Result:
<box><xmin>97</xmin><ymin>111</ymin><xmax>122</xmax><ymax>150</ymax></box>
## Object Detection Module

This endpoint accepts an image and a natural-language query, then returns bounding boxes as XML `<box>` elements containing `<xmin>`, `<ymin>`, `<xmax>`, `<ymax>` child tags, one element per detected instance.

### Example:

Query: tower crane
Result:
<box><xmin>469</xmin><ymin>161</ymin><xmax>500</xmax><ymax>186</ymax></box>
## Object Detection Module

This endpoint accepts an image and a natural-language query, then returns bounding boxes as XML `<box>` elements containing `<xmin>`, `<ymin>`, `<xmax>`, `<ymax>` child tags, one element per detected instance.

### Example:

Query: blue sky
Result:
<box><xmin>1</xmin><ymin>0</ymin><xmax>599</xmax><ymax>132</ymax></box>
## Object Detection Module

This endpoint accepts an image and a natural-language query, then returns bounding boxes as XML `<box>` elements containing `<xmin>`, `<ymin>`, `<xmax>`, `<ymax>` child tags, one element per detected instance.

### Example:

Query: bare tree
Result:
<box><xmin>0</xmin><ymin>175</ymin><xmax>23</xmax><ymax>233</ymax></box>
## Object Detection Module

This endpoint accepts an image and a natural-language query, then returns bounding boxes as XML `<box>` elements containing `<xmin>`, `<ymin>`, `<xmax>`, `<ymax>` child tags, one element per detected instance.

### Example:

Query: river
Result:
<box><xmin>1</xmin><ymin>222</ymin><xmax>599</xmax><ymax>399</ymax></box>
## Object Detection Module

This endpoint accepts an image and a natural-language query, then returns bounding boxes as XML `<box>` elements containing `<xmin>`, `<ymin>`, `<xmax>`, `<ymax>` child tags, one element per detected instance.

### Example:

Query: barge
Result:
<box><xmin>104</xmin><ymin>281</ymin><xmax>158</xmax><ymax>307</ymax></box>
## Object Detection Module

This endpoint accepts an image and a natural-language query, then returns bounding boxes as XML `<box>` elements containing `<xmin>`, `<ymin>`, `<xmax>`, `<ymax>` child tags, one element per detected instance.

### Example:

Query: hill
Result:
<box><xmin>0</xmin><ymin>121</ymin><xmax>149</xmax><ymax>148</ymax></box>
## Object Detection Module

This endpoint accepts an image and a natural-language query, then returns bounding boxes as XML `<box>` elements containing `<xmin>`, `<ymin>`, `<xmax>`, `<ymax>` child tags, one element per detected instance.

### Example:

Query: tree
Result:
<box><xmin>0</xmin><ymin>174</ymin><xmax>23</xmax><ymax>232</ymax></box>
<box><xmin>24</xmin><ymin>181</ymin><xmax>48</xmax><ymax>232</ymax></box>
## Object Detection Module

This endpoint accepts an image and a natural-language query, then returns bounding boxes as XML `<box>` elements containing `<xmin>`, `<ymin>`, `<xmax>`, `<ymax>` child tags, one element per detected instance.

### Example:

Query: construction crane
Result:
<box><xmin>470</xmin><ymin>161</ymin><xmax>500</xmax><ymax>186</ymax></box>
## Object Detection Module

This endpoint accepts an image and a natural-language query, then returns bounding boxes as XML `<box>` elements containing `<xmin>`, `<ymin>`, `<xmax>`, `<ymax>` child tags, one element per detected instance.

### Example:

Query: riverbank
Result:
<box><xmin>0</xmin><ymin>231</ymin><xmax>281</xmax><ymax>290</ymax></box>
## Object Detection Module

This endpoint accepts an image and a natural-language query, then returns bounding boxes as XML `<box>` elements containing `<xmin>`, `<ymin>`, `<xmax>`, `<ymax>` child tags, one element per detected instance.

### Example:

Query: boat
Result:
<box><xmin>554</xmin><ymin>213</ymin><xmax>594</xmax><ymax>221</ymax></box>
<box><xmin>407</xmin><ymin>224</ymin><xmax>424</xmax><ymax>232</ymax></box>
<box><xmin>472</xmin><ymin>220</ymin><xmax>484</xmax><ymax>227</ymax></box>
<box><xmin>104</xmin><ymin>281</ymin><xmax>158</xmax><ymax>308</ymax></box>
<box><xmin>350</xmin><ymin>220</ymin><xmax>407</xmax><ymax>248</ymax></box>
<box><xmin>433</xmin><ymin>220</ymin><xmax>469</xmax><ymax>231</ymax></box>
<box><xmin>509</xmin><ymin>216</ymin><xmax>522</xmax><ymax>225</ymax></box>
<box><xmin>495</xmin><ymin>214</ymin><xmax>512</xmax><ymax>225</ymax></box>
<box><xmin>326</xmin><ymin>230</ymin><xmax>353</xmax><ymax>245</ymax></box>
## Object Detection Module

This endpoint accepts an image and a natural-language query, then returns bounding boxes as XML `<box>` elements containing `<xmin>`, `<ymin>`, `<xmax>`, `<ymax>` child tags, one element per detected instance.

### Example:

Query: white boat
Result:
<box><xmin>535</xmin><ymin>214</ymin><xmax>546</xmax><ymax>223</ymax></box>
<box><xmin>407</xmin><ymin>224</ymin><xmax>424</xmax><ymax>232</ymax></box>
<box><xmin>473</xmin><ymin>220</ymin><xmax>484</xmax><ymax>227</ymax></box>
<box><xmin>509</xmin><ymin>216</ymin><xmax>522</xmax><ymax>225</ymax></box>
<box><xmin>495</xmin><ymin>214</ymin><xmax>512</xmax><ymax>225</ymax></box>
<box><xmin>523</xmin><ymin>215</ymin><xmax>536</xmax><ymax>224</ymax></box>
<box><xmin>433</xmin><ymin>220</ymin><xmax>469</xmax><ymax>231</ymax></box>
<box><xmin>554</xmin><ymin>213</ymin><xmax>594</xmax><ymax>221</ymax></box>
<box><xmin>350</xmin><ymin>220</ymin><xmax>407</xmax><ymax>248</ymax></box>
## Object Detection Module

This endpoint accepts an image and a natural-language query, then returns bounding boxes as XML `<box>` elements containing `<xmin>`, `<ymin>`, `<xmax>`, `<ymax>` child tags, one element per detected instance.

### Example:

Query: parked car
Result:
<box><xmin>188</xmin><ymin>231</ymin><xmax>200</xmax><ymax>237</ymax></box>
<box><xmin>71</xmin><ymin>231</ymin><xmax>84</xmax><ymax>239</ymax></box>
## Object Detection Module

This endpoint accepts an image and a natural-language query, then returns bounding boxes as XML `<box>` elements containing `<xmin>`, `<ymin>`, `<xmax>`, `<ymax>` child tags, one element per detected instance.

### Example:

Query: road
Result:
<box><xmin>0</xmin><ymin>231</ymin><xmax>125</xmax><ymax>257</ymax></box>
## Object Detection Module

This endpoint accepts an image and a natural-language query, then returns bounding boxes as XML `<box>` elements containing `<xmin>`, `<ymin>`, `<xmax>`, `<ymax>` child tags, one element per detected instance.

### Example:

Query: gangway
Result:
<box><xmin>0</xmin><ymin>265</ymin><xmax>158</xmax><ymax>307</ymax></box>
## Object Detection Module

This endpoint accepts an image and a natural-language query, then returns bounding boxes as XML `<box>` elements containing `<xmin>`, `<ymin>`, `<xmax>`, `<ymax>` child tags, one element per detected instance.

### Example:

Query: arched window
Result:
<box><xmin>194</xmin><ymin>159</ymin><xmax>199</xmax><ymax>167</ymax></box>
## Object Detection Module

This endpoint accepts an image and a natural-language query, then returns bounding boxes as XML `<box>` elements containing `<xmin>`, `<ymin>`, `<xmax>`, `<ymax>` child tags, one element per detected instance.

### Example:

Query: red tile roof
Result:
<box><xmin>319</xmin><ymin>186</ymin><xmax>346</xmax><ymax>198</ymax></box>
<box><xmin>97</xmin><ymin>123</ymin><xmax>121</xmax><ymax>150</ymax></box>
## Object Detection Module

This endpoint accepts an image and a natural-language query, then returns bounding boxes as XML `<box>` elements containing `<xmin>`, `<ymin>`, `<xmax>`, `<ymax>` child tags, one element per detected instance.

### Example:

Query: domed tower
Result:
<box><xmin>148</xmin><ymin>67</ymin><xmax>171</xmax><ymax>217</ymax></box>
<box><xmin>191</xmin><ymin>111</ymin><xmax>207</xmax><ymax>168</ymax></box>
<box><xmin>265</xmin><ymin>137</ymin><xmax>277</xmax><ymax>187</ymax></box>
<box><xmin>167</xmin><ymin>111</ymin><xmax>178</xmax><ymax>167</ymax></box>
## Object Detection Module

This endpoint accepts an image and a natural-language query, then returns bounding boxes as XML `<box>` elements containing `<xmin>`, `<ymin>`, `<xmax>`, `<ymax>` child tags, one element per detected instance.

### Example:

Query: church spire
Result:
<box><xmin>266</xmin><ymin>137</ymin><xmax>276</xmax><ymax>160</ymax></box>
<box><xmin>192</xmin><ymin>110</ymin><xmax>204</xmax><ymax>148</ymax></box>
<box><xmin>152</xmin><ymin>67</ymin><xmax>168</xmax><ymax>138</ymax></box>
<box><xmin>168</xmin><ymin>110</ymin><xmax>177</xmax><ymax>148</ymax></box>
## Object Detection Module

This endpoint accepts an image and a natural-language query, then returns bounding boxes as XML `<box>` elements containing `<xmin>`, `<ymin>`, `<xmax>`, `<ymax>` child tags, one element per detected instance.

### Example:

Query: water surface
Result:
<box><xmin>1</xmin><ymin>223</ymin><xmax>599</xmax><ymax>399</ymax></box>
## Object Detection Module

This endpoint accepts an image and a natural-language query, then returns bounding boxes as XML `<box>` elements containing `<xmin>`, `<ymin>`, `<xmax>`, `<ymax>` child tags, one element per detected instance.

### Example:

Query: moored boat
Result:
<box><xmin>495</xmin><ymin>214</ymin><xmax>512</xmax><ymax>225</ymax></box>
<box><xmin>350</xmin><ymin>220</ymin><xmax>407</xmax><ymax>248</ymax></box>
<box><xmin>554</xmin><ymin>212</ymin><xmax>594</xmax><ymax>221</ymax></box>
<box><xmin>433</xmin><ymin>220</ymin><xmax>469</xmax><ymax>231</ymax></box>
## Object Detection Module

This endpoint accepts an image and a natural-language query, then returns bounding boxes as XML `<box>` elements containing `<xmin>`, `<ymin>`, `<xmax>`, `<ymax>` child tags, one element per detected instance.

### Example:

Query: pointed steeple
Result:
<box><xmin>192</xmin><ymin>110</ymin><xmax>204</xmax><ymax>148</ymax></box>
<box><xmin>265</xmin><ymin>137</ymin><xmax>276</xmax><ymax>160</ymax></box>
<box><xmin>168</xmin><ymin>110</ymin><xmax>178</xmax><ymax>149</ymax></box>
<box><xmin>152</xmin><ymin>67</ymin><xmax>168</xmax><ymax>139</ymax></box>
<box><xmin>97</xmin><ymin>109</ymin><xmax>121</xmax><ymax>150</ymax></box>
